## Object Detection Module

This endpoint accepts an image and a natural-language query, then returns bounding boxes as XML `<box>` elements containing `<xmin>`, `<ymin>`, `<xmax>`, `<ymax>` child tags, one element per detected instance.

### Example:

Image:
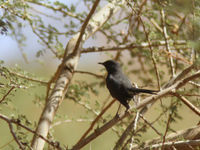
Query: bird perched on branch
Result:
<box><xmin>99</xmin><ymin>60</ymin><xmax>157</xmax><ymax>110</ymax></box>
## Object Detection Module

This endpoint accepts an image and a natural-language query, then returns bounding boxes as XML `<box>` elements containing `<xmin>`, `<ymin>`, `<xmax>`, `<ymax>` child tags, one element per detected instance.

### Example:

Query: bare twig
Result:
<box><xmin>50</xmin><ymin>118</ymin><xmax>93</xmax><ymax>129</ymax></box>
<box><xmin>0</xmin><ymin>139</ymin><xmax>14</xmax><ymax>149</ymax></box>
<box><xmin>140</xmin><ymin>114</ymin><xmax>163</xmax><ymax>137</ymax></box>
<box><xmin>129</xmin><ymin>83</ymin><xmax>141</xmax><ymax>150</ymax></box>
<box><xmin>8</xmin><ymin>71</ymin><xmax>48</xmax><ymax>85</ymax></box>
<box><xmin>122</xmin><ymin>100</ymin><xmax>178</xmax><ymax>150</ymax></box>
<box><xmin>172</xmin><ymin>92</ymin><xmax>200</xmax><ymax>116</ymax></box>
<box><xmin>172</xmin><ymin>15</ymin><xmax>187</xmax><ymax>35</ymax></box>
<box><xmin>150</xmin><ymin>18</ymin><xmax>163</xmax><ymax>32</ymax></box>
<box><xmin>8</xmin><ymin>123</ymin><xmax>25</xmax><ymax>150</ymax></box>
<box><xmin>0</xmin><ymin>113</ymin><xmax>62</xmax><ymax>149</ymax></box>
<box><xmin>70</xmin><ymin>0</ymin><xmax>101</xmax><ymax>57</ymax></box>
<box><xmin>68</xmin><ymin>95</ymin><xmax>120</xmax><ymax>136</ymax></box>
<box><xmin>127</xmin><ymin>1</ymin><xmax>161</xmax><ymax>90</ymax></box>
<box><xmin>0</xmin><ymin>86</ymin><xmax>15</xmax><ymax>103</ymax></box>
<box><xmin>29</xmin><ymin>22</ymin><xmax>60</xmax><ymax>58</ymax></box>
<box><xmin>161</xmin><ymin>111</ymin><xmax>172</xmax><ymax>150</ymax></box>
<box><xmin>72</xmin><ymin>111</ymin><xmax>129</xmax><ymax>150</ymax></box>
<box><xmin>143</xmin><ymin>139</ymin><xmax>200</xmax><ymax>150</ymax></box>
<box><xmin>75</xmin><ymin>70</ymin><xmax>104</xmax><ymax>79</ymax></box>
<box><xmin>163</xmin><ymin>63</ymin><xmax>195</xmax><ymax>88</ymax></box>
<box><xmin>114</xmin><ymin>115</ymin><xmax>137</xmax><ymax>150</ymax></box>
<box><xmin>129</xmin><ymin>113</ymin><xmax>140</xmax><ymax>150</ymax></box>
<box><xmin>189</xmin><ymin>81</ymin><xmax>200</xmax><ymax>88</ymax></box>
<box><xmin>82</xmin><ymin>40</ymin><xmax>186</xmax><ymax>53</ymax></box>
<box><xmin>160</xmin><ymin>8</ymin><xmax>175</xmax><ymax>77</ymax></box>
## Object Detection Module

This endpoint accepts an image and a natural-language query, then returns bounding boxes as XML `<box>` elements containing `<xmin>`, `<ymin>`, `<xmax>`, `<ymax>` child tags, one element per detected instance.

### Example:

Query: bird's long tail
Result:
<box><xmin>130</xmin><ymin>88</ymin><xmax>158</xmax><ymax>94</ymax></box>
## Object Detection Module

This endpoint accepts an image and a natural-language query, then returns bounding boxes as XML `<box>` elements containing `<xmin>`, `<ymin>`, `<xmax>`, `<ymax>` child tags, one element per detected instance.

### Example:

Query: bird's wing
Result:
<box><xmin>114</xmin><ymin>72</ymin><xmax>135</xmax><ymax>96</ymax></box>
<box><xmin>117</xmin><ymin>72</ymin><xmax>134</xmax><ymax>88</ymax></box>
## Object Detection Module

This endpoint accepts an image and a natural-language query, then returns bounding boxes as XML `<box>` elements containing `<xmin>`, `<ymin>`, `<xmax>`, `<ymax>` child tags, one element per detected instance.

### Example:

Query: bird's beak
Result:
<box><xmin>98</xmin><ymin>62</ymin><xmax>104</xmax><ymax>65</ymax></box>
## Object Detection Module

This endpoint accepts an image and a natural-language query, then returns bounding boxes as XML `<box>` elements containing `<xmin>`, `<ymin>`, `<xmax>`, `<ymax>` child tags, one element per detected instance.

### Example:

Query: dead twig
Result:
<box><xmin>161</xmin><ymin>111</ymin><xmax>173</xmax><ymax>150</ymax></box>
<box><xmin>0</xmin><ymin>86</ymin><xmax>15</xmax><ymax>103</ymax></box>
<box><xmin>160</xmin><ymin>8</ymin><xmax>175</xmax><ymax>77</ymax></box>
<box><xmin>8</xmin><ymin>123</ymin><xmax>25</xmax><ymax>150</ymax></box>
<box><xmin>172</xmin><ymin>92</ymin><xmax>200</xmax><ymax>116</ymax></box>
<box><xmin>75</xmin><ymin>70</ymin><xmax>104</xmax><ymax>79</ymax></box>
<box><xmin>140</xmin><ymin>114</ymin><xmax>163</xmax><ymax>137</ymax></box>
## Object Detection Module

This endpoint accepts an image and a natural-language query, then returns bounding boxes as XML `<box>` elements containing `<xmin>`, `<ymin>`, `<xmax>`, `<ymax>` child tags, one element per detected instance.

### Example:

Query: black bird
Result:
<box><xmin>99</xmin><ymin>60</ymin><xmax>157</xmax><ymax>110</ymax></box>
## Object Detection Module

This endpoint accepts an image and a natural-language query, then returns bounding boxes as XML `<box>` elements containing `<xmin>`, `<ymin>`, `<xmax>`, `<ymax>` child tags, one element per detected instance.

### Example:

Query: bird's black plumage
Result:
<box><xmin>99</xmin><ymin>60</ymin><xmax>157</xmax><ymax>110</ymax></box>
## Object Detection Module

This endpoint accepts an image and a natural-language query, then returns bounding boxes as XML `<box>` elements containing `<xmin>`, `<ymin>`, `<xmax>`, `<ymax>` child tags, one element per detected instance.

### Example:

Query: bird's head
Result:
<box><xmin>98</xmin><ymin>60</ymin><xmax>121</xmax><ymax>74</ymax></box>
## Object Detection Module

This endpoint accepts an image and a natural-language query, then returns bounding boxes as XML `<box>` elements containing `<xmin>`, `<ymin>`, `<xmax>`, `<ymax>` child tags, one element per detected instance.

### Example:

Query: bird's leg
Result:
<box><xmin>115</xmin><ymin>104</ymin><xmax>121</xmax><ymax>117</ymax></box>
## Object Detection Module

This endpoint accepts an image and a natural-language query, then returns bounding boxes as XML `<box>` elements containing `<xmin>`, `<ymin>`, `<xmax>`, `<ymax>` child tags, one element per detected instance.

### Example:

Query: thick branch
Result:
<box><xmin>31</xmin><ymin>0</ymin><xmax>125</xmax><ymax>150</ymax></box>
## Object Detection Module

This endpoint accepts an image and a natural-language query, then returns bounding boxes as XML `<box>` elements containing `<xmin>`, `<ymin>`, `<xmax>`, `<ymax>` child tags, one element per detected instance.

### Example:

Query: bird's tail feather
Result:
<box><xmin>130</xmin><ymin>88</ymin><xmax>158</xmax><ymax>94</ymax></box>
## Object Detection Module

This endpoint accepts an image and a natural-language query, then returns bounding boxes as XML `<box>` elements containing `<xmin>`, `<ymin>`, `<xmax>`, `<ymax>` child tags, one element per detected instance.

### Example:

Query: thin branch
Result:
<box><xmin>140</xmin><ymin>114</ymin><xmax>163</xmax><ymax>137</ymax></box>
<box><xmin>172</xmin><ymin>15</ymin><xmax>187</xmax><ymax>35</ymax></box>
<box><xmin>75</xmin><ymin>70</ymin><xmax>104</xmax><ymax>79</ymax></box>
<box><xmin>114</xmin><ymin>115</ymin><xmax>137</xmax><ymax>150</ymax></box>
<box><xmin>8</xmin><ymin>123</ymin><xmax>25</xmax><ymax>150</ymax></box>
<box><xmin>68</xmin><ymin>92</ymin><xmax>120</xmax><ymax>136</ymax></box>
<box><xmin>70</xmin><ymin>0</ymin><xmax>101</xmax><ymax>56</ymax></box>
<box><xmin>129</xmin><ymin>112</ymin><xmax>140</xmax><ymax>150</ymax></box>
<box><xmin>172</xmin><ymin>92</ymin><xmax>200</xmax><ymax>116</ymax></box>
<box><xmin>126</xmin><ymin>1</ymin><xmax>161</xmax><ymax>90</ymax></box>
<box><xmin>143</xmin><ymin>139</ymin><xmax>200</xmax><ymax>150</ymax></box>
<box><xmin>161</xmin><ymin>111</ymin><xmax>172</xmax><ymax>150</ymax></box>
<box><xmin>160</xmin><ymin>8</ymin><xmax>175</xmax><ymax>77</ymax></box>
<box><xmin>8</xmin><ymin>71</ymin><xmax>48</xmax><ymax>85</ymax></box>
<box><xmin>0</xmin><ymin>83</ymin><xmax>28</xmax><ymax>89</ymax></box>
<box><xmin>114</xmin><ymin>94</ymin><xmax>140</xmax><ymax>150</ymax></box>
<box><xmin>150</xmin><ymin>18</ymin><xmax>163</xmax><ymax>32</ymax></box>
<box><xmin>29</xmin><ymin>21</ymin><xmax>60</xmax><ymax>58</ymax></box>
<box><xmin>163</xmin><ymin>63</ymin><xmax>195</xmax><ymax>88</ymax></box>
<box><xmin>0</xmin><ymin>139</ymin><xmax>14</xmax><ymax>149</ymax></box>
<box><xmin>0</xmin><ymin>86</ymin><xmax>15</xmax><ymax>103</ymax></box>
<box><xmin>75</xmin><ymin>99</ymin><xmax>116</xmax><ymax>146</ymax></box>
<box><xmin>50</xmin><ymin>118</ymin><xmax>93</xmax><ymax>129</ymax></box>
<box><xmin>129</xmin><ymin>83</ymin><xmax>141</xmax><ymax>150</ymax></box>
<box><xmin>189</xmin><ymin>81</ymin><xmax>200</xmax><ymax>88</ymax></box>
<box><xmin>132</xmin><ymin>125</ymin><xmax>200</xmax><ymax>149</ymax></box>
<box><xmin>137</xmin><ymin>70</ymin><xmax>200</xmax><ymax>110</ymax></box>
<box><xmin>81</xmin><ymin>40</ymin><xmax>187</xmax><ymax>53</ymax></box>
<box><xmin>122</xmin><ymin>100</ymin><xmax>178</xmax><ymax>150</ymax></box>
<box><xmin>182</xmin><ymin>94</ymin><xmax>200</xmax><ymax>97</ymax></box>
